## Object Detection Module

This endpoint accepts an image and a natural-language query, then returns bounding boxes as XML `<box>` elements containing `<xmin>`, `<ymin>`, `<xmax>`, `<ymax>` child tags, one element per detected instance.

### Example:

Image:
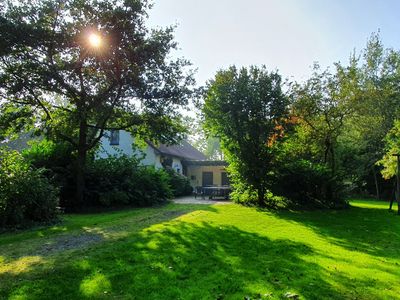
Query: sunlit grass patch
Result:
<box><xmin>0</xmin><ymin>200</ymin><xmax>399</xmax><ymax>299</ymax></box>
<box><xmin>79</xmin><ymin>273</ymin><xmax>111</xmax><ymax>298</ymax></box>
<box><xmin>0</xmin><ymin>256</ymin><xmax>43</xmax><ymax>275</ymax></box>
<box><xmin>350</xmin><ymin>198</ymin><xmax>397</xmax><ymax>210</ymax></box>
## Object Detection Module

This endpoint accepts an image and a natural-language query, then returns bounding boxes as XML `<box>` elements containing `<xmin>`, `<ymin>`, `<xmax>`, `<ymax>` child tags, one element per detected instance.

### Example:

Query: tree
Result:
<box><xmin>183</xmin><ymin>115</ymin><xmax>223</xmax><ymax>160</ymax></box>
<box><xmin>0</xmin><ymin>0</ymin><xmax>194</xmax><ymax>206</ymax></box>
<box><xmin>203</xmin><ymin>66</ymin><xmax>288</xmax><ymax>206</ymax></box>
<box><xmin>337</xmin><ymin>33</ymin><xmax>400</xmax><ymax>198</ymax></box>
<box><xmin>290</xmin><ymin>64</ymin><xmax>351</xmax><ymax>174</ymax></box>
<box><xmin>378</xmin><ymin>120</ymin><xmax>400</xmax><ymax>180</ymax></box>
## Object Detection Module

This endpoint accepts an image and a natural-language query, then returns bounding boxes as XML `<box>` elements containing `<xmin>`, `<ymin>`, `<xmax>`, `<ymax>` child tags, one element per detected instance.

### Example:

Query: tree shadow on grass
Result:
<box><xmin>0</xmin><ymin>204</ymin><xmax>218</xmax><ymax>261</ymax></box>
<box><xmin>273</xmin><ymin>204</ymin><xmax>400</xmax><ymax>260</ymax></box>
<box><xmin>0</xmin><ymin>220</ymin><xmax>382</xmax><ymax>300</ymax></box>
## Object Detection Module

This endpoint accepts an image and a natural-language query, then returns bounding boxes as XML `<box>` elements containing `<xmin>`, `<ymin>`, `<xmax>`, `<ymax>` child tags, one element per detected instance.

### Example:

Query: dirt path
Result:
<box><xmin>0</xmin><ymin>210</ymin><xmax>186</xmax><ymax>260</ymax></box>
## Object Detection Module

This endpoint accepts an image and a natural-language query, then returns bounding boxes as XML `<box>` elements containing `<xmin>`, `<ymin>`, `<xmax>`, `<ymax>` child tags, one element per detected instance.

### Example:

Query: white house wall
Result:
<box><xmin>141</xmin><ymin>147</ymin><xmax>163</xmax><ymax>169</ymax></box>
<box><xmin>97</xmin><ymin>130</ymin><xmax>163</xmax><ymax>169</ymax></box>
<box><xmin>186</xmin><ymin>165</ymin><xmax>227</xmax><ymax>188</ymax></box>
<box><xmin>172</xmin><ymin>157</ymin><xmax>183</xmax><ymax>174</ymax></box>
<box><xmin>97</xmin><ymin>130</ymin><xmax>135</xmax><ymax>158</ymax></box>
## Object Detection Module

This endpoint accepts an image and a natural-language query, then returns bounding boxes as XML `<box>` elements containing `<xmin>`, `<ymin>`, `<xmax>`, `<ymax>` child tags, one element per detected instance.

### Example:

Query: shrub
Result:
<box><xmin>164</xmin><ymin>168</ymin><xmax>193</xmax><ymax>197</ymax></box>
<box><xmin>22</xmin><ymin>139</ymin><xmax>76</xmax><ymax>206</ymax></box>
<box><xmin>0</xmin><ymin>148</ymin><xmax>59</xmax><ymax>227</ymax></box>
<box><xmin>22</xmin><ymin>139</ymin><xmax>75</xmax><ymax>170</ymax></box>
<box><xmin>85</xmin><ymin>155</ymin><xmax>173</xmax><ymax>207</ymax></box>
<box><xmin>272</xmin><ymin>160</ymin><xmax>348</xmax><ymax>209</ymax></box>
<box><xmin>230</xmin><ymin>180</ymin><xmax>286</xmax><ymax>208</ymax></box>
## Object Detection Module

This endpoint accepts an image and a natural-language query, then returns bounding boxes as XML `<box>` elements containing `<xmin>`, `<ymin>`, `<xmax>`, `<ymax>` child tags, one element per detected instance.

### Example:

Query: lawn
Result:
<box><xmin>0</xmin><ymin>199</ymin><xmax>400</xmax><ymax>299</ymax></box>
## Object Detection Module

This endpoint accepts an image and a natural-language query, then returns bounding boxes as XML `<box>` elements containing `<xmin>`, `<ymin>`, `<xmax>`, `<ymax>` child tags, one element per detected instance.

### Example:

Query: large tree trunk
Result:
<box><xmin>257</xmin><ymin>186</ymin><xmax>265</xmax><ymax>207</ymax></box>
<box><xmin>371</xmin><ymin>165</ymin><xmax>380</xmax><ymax>200</ymax></box>
<box><xmin>330</xmin><ymin>146</ymin><xmax>336</xmax><ymax>175</ymax></box>
<box><xmin>75</xmin><ymin>119</ymin><xmax>87</xmax><ymax>208</ymax></box>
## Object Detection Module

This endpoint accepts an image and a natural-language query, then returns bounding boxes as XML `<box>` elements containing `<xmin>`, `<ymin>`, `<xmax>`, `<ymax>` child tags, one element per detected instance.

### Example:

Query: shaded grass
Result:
<box><xmin>0</xmin><ymin>200</ymin><xmax>400</xmax><ymax>299</ymax></box>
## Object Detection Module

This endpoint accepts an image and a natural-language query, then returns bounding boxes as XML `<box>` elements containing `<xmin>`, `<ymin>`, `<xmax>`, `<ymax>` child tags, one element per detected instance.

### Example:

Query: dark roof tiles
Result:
<box><xmin>148</xmin><ymin>140</ymin><xmax>207</xmax><ymax>161</ymax></box>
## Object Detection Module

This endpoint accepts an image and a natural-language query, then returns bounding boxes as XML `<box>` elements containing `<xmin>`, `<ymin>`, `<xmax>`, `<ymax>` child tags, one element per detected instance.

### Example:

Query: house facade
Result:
<box><xmin>98</xmin><ymin>130</ymin><xmax>229</xmax><ymax>188</ymax></box>
<box><xmin>1</xmin><ymin>130</ymin><xmax>229</xmax><ymax>189</ymax></box>
<box><xmin>97</xmin><ymin>130</ymin><xmax>165</xmax><ymax>170</ymax></box>
<box><xmin>183</xmin><ymin>160</ymin><xmax>229</xmax><ymax>188</ymax></box>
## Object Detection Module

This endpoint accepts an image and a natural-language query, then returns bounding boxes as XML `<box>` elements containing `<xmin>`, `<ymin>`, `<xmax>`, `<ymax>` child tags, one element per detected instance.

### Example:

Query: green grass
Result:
<box><xmin>1</xmin><ymin>199</ymin><xmax>400</xmax><ymax>299</ymax></box>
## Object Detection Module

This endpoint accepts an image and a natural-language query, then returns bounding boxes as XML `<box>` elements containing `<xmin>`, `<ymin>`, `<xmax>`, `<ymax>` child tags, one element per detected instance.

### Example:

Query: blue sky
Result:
<box><xmin>147</xmin><ymin>0</ymin><xmax>400</xmax><ymax>85</ymax></box>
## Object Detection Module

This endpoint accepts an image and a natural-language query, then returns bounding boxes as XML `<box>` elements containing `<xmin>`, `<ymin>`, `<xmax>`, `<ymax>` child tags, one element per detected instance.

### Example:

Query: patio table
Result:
<box><xmin>201</xmin><ymin>186</ymin><xmax>231</xmax><ymax>200</ymax></box>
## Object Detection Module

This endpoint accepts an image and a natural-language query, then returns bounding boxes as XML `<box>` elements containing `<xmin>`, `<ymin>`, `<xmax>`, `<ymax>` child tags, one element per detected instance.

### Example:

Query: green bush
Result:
<box><xmin>272</xmin><ymin>160</ymin><xmax>348</xmax><ymax>209</ymax></box>
<box><xmin>230</xmin><ymin>180</ymin><xmax>286</xmax><ymax>208</ymax></box>
<box><xmin>164</xmin><ymin>168</ymin><xmax>193</xmax><ymax>197</ymax></box>
<box><xmin>22</xmin><ymin>139</ymin><xmax>76</xmax><ymax>206</ymax></box>
<box><xmin>0</xmin><ymin>148</ymin><xmax>59</xmax><ymax>227</ymax></box>
<box><xmin>22</xmin><ymin>139</ymin><xmax>74</xmax><ymax>170</ymax></box>
<box><xmin>85</xmin><ymin>156</ymin><xmax>173</xmax><ymax>207</ymax></box>
<box><xmin>23</xmin><ymin>141</ymin><xmax>180</xmax><ymax>208</ymax></box>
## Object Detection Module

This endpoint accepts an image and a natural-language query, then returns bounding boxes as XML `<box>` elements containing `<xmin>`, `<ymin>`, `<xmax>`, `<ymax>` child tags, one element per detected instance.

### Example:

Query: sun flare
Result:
<box><xmin>88</xmin><ymin>33</ymin><xmax>102</xmax><ymax>48</ymax></box>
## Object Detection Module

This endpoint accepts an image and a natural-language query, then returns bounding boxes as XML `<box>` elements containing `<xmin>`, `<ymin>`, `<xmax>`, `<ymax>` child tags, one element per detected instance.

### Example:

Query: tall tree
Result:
<box><xmin>338</xmin><ymin>33</ymin><xmax>400</xmax><ymax>197</ymax></box>
<box><xmin>203</xmin><ymin>66</ymin><xmax>288</xmax><ymax>206</ymax></box>
<box><xmin>378</xmin><ymin>120</ymin><xmax>400</xmax><ymax>180</ymax></box>
<box><xmin>291</xmin><ymin>64</ymin><xmax>351</xmax><ymax>174</ymax></box>
<box><xmin>183</xmin><ymin>115</ymin><xmax>223</xmax><ymax>160</ymax></box>
<box><xmin>0</xmin><ymin>0</ymin><xmax>194</xmax><ymax>206</ymax></box>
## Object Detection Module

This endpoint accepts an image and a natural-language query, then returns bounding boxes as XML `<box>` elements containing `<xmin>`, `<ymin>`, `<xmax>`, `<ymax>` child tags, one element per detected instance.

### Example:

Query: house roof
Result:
<box><xmin>147</xmin><ymin>140</ymin><xmax>207</xmax><ymax>161</ymax></box>
<box><xmin>0</xmin><ymin>132</ymin><xmax>41</xmax><ymax>152</ymax></box>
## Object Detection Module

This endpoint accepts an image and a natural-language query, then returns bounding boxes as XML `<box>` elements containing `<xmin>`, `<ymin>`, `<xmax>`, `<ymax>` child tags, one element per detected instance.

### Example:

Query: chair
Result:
<box><xmin>194</xmin><ymin>186</ymin><xmax>204</xmax><ymax>199</ymax></box>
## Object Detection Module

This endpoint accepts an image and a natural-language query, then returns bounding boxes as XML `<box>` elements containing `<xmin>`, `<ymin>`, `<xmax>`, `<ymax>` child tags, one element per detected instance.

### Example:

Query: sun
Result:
<box><xmin>88</xmin><ymin>33</ymin><xmax>102</xmax><ymax>48</ymax></box>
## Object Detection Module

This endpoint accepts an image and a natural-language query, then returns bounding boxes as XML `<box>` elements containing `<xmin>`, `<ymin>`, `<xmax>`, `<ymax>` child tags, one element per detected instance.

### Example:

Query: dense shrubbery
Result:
<box><xmin>85</xmin><ymin>156</ymin><xmax>173</xmax><ymax>207</ymax></box>
<box><xmin>229</xmin><ymin>158</ymin><xmax>348</xmax><ymax>209</ymax></box>
<box><xmin>164</xmin><ymin>168</ymin><xmax>192</xmax><ymax>197</ymax></box>
<box><xmin>23</xmin><ymin>139</ymin><xmax>75</xmax><ymax>170</ymax></box>
<box><xmin>0</xmin><ymin>148</ymin><xmax>59</xmax><ymax>227</ymax></box>
<box><xmin>230</xmin><ymin>181</ymin><xmax>286</xmax><ymax>208</ymax></box>
<box><xmin>23</xmin><ymin>140</ymin><xmax>77</xmax><ymax>207</ymax></box>
<box><xmin>22</xmin><ymin>140</ymin><xmax>191</xmax><ymax>208</ymax></box>
<box><xmin>272</xmin><ymin>160</ymin><xmax>348</xmax><ymax>209</ymax></box>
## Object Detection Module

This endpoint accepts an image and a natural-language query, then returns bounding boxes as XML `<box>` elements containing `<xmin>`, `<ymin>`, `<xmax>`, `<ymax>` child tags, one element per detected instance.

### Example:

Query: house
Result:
<box><xmin>0</xmin><ymin>132</ymin><xmax>42</xmax><ymax>152</ymax></box>
<box><xmin>1</xmin><ymin>129</ymin><xmax>230</xmax><ymax>189</ymax></box>
<box><xmin>98</xmin><ymin>130</ymin><xmax>229</xmax><ymax>188</ymax></box>
<box><xmin>184</xmin><ymin>160</ymin><xmax>229</xmax><ymax>188</ymax></box>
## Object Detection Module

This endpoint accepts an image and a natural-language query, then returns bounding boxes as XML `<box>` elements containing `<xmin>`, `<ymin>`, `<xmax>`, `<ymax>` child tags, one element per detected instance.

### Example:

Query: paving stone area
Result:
<box><xmin>173</xmin><ymin>195</ymin><xmax>231</xmax><ymax>205</ymax></box>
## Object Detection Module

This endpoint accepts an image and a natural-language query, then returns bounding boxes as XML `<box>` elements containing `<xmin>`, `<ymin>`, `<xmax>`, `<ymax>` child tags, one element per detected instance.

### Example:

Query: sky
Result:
<box><xmin>147</xmin><ymin>0</ymin><xmax>400</xmax><ymax>86</ymax></box>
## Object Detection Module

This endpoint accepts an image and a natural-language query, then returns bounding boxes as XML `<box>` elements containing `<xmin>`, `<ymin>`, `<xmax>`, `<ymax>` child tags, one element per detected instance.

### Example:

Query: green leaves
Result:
<box><xmin>0</xmin><ymin>0</ymin><xmax>195</xmax><ymax>203</ymax></box>
<box><xmin>377</xmin><ymin>120</ymin><xmax>400</xmax><ymax>179</ymax></box>
<box><xmin>203</xmin><ymin>66</ymin><xmax>288</xmax><ymax>205</ymax></box>
<box><xmin>0</xmin><ymin>0</ymin><xmax>194</xmax><ymax>146</ymax></box>
<box><xmin>0</xmin><ymin>148</ymin><xmax>59</xmax><ymax>227</ymax></box>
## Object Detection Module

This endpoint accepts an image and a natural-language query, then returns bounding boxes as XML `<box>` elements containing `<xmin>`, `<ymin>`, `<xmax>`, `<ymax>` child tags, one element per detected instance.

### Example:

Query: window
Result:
<box><xmin>202</xmin><ymin>172</ymin><xmax>213</xmax><ymax>187</ymax></box>
<box><xmin>109</xmin><ymin>130</ymin><xmax>120</xmax><ymax>145</ymax></box>
<box><xmin>221</xmin><ymin>172</ymin><xmax>230</xmax><ymax>186</ymax></box>
<box><xmin>161</xmin><ymin>156</ymin><xmax>173</xmax><ymax>168</ymax></box>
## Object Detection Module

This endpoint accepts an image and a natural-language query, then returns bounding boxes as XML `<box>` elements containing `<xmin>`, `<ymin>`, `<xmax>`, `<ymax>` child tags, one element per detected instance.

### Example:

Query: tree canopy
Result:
<box><xmin>0</xmin><ymin>0</ymin><xmax>195</xmax><ymax>205</ymax></box>
<box><xmin>203</xmin><ymin>66</ymin><xmax>288</xmax><ymax>206</ymax></box>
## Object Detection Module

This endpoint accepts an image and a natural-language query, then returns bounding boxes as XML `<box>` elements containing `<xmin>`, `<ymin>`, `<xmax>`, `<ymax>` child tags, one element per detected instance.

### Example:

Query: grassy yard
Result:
<box><xmin>0</xmin><ymin>199</ymin><xmax>400</xmax><ymax>299</ymax></box>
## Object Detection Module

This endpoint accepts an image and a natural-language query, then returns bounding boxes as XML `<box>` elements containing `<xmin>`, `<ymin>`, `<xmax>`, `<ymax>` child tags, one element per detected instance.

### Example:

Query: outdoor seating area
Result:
<box><xmin>194</xmin><ymin>185</ymin><xmax>231</xmax><ymax>200</ymax></box>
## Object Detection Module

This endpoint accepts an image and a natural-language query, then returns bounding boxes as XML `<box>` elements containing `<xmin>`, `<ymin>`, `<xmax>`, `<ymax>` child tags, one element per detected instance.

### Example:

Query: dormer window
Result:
<box><xmin>109</xmin><ymin>130</ymin><xmax>120</xmax><ymax>145</ymax></box>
